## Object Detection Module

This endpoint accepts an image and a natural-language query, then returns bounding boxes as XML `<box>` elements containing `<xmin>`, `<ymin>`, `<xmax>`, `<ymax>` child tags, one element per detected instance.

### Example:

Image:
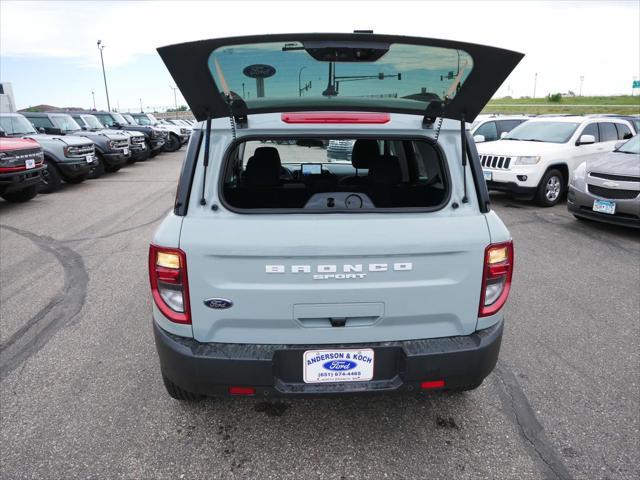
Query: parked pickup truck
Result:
<box><xmin>0</xmin><ymin>134</ymin><xmax>45</xmax><ymax>203</ymax></box>
<box><xmin>128</xmin><ymin>113</ymin><xmax>189</xmax><ymax>152</ymax></box>
<box><xmin>23</xmin><ymin>112</ymin><xmax>130</xmax><ymax>178</ymax></box>
<box><xmin>0</xmin><ymin>113</ymin><xmax>95</xmax><ymax>193</ymax></box>
<box><xmin>92</xmin><ymin>111</ymin><xmax>167</xmax><ymax>157</ymax></box>
<box><xmin>70</xmin><ymin>112</ymin><xmax>149</xmax><ymax>163</ymax></box>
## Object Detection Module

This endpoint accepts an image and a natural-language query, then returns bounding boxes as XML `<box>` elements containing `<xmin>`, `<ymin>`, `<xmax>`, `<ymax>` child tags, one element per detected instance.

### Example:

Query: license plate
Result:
<box><xmin>303</xmin><ymin>349</ymin><xmax>374</xmax><ymax>383</ymax></box>
<box><xmin>593</xmin><ymin>199</ymin><xmax>616</xmax><ymax>215</ymax></box>
<box><xmin>140</xmin><ymin>144</ymin><xmax>146</xmax><ymax>150</ymax></box>
<box><xmin>123</xmin><ymin>147</ymin><xmax>129</xmax><ymax>155</ymax></box>
<box><xmin>483</xmin><ymin>170</ymin><xmax>492</xmax><ymax>181</ymax></box>
<box><xmin>25</xmin><ymin>159</ymin><xmax>35</xmax><ymax>169</ymax></box>
<box><xmin>85</xmin><ymin>155</ymin><xmax>93</xmax><ymax>164</ymax></box>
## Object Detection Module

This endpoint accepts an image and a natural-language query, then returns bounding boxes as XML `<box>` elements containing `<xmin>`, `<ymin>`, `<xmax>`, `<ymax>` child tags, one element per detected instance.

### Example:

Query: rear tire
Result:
<box><xmin>535</xmin><ymin>169</ymin><xmax>564</xmax><ymax>207</ymax></box>
<box><xmin>1</xmin><ymin>185</ymin><xmax>39</xmax><ymax>203</ymax></box>
<box><xmin>40</xmin><ymin>160</ymin><xmax>62</xmax><ymax>193</ymax></box>
<box><xmin>162</xmin><ymin>373</ymin><xmax>203</xmax><ymax>401</ymax></box>
<box><xmin>89</xmin><ymin>154</ymin><xmax>106</xmax><ymax>178</ymax></box>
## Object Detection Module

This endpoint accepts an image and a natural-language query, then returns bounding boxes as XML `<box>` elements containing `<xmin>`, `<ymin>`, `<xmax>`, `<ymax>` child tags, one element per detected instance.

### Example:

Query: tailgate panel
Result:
<box><xmin>182</xmin><ymin>213</ymin><xmax>489</xmax><ymax>344</ymax></box>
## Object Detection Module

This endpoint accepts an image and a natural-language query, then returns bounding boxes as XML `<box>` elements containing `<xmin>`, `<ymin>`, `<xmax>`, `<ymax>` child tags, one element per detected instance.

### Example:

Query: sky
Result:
<box><xmin>1</xmin><ymin>0</ymin><xmax>639</xmax><ymax>112</ymax></box>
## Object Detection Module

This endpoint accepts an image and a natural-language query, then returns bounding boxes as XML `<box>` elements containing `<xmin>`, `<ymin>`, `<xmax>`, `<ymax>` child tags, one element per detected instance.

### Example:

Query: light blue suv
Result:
<box><xmin>149</xmin><ymin>33</ymin><xmax>521</xmax><ymax>400</ymax></box>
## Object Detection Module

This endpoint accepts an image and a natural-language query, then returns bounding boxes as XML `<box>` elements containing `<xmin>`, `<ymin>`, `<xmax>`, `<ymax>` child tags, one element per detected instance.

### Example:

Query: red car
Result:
<box><xmin>0</xmin><ymin>136</ymin><xmax>45</xmax><ymax>202</ymax></box>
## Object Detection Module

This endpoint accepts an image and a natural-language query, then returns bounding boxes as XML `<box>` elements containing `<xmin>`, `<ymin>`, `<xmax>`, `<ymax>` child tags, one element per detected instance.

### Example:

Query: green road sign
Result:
<box><xmin>633</xmin><ymin>80</ymin><xmax>640</xmax><ymax>88</ymax></box>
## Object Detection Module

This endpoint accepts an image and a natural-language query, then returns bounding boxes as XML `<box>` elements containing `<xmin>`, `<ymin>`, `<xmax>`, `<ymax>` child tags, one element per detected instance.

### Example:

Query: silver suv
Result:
<box><xmin>150</xmin><ymin>33</ymin><xmax>521</xmax><ymax>400</ymax></box>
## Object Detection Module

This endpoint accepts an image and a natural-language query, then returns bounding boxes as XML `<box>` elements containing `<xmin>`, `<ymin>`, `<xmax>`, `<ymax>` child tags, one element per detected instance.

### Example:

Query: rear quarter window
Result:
<box><xmin>221</xmin><ymin>137</ymin><xmax>449</xmax><ymax>212</ymax></box>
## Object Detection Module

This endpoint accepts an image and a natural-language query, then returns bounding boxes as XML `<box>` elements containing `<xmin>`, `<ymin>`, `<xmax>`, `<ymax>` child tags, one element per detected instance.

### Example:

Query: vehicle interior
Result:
<box><xmin>222</xmin><ymin>138</ymin><xmax>449</xmax><ymax>211</ymax></box>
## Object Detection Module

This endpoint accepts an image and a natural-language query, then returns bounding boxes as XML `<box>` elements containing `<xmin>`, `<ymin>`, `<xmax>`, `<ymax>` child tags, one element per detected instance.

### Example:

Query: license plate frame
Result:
<box><xmin>303</xmin><ymin>349</ymin><xmax>374</xmax><ymax>384</ymax></box>
<box><xmin>25</xmin><ymin>159</ymin><xmax>36</xmax><ymax>169</ymax></box>
<box><xmin>593</xmin><ymin>199</ymin><xmax>616</xmax><ymax>215</ymax></box>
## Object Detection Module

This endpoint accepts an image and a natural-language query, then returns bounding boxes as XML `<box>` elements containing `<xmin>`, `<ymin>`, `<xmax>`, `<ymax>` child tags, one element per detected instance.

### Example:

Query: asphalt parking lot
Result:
<box><xmin>1</xmin><ymin>150</ymin><xmax>638</xmax><ymax>480</ymax></box>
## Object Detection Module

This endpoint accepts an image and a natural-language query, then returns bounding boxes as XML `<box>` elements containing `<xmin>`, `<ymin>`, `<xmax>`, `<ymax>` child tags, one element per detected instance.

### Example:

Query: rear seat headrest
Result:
<box><xmin>368</xmin><ymin>155</ymin><xmax>402</xmax><ymax>185</ymax></box>
<box><xmin>244</xmin><ymin>147</ymin><xmax>282</xmax><ymax>187</ymax></box>
<box><xmin>351</xmin><ymin>139</ymin><xmax>380</xmax><ymax>169</ymax></box>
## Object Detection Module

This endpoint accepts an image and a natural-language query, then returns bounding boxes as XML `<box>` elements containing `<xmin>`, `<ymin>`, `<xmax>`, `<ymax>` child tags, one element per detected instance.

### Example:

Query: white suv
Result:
<box><xmin>471</xmin><ymin>115</ymin><xmax>530</xmax><ymax>143</ymax></box>
<box><xmin>477</xmin><ymin>116</ymin><xmax>635</xmax><ymax>206</ymax></box>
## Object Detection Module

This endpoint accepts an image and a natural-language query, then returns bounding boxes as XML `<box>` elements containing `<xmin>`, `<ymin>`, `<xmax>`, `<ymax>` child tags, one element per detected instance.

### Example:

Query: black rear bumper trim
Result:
<box><xmin>154</xmin><ymin>320</ymin><xmax>503</xmax><ymax>397</ymax></box>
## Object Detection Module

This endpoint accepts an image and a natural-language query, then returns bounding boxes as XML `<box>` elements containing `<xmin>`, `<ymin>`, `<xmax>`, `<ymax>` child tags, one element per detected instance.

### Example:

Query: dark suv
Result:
<box><xmin>92</xmin><ymin>111</ymin><xmax>167</xmax><ymax>157</ymax></box>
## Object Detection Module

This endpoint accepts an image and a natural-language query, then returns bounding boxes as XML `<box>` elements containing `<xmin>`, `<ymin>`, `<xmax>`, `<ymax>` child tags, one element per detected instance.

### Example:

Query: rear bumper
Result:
<box><xmin>154</xmin><ymin>320</ymin><xmax>503</xmax><ymax>397</ymax></box>
<box><xmin>0</xmin><ymin>166</ymin><xmax>44</xmax><ymax>193</ymax></box>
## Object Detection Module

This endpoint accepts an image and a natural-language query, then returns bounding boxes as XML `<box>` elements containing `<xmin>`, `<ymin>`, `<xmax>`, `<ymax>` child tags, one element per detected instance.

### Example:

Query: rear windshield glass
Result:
<box><xmin>221</xmin><ymin>138</ymin><xmax>449</xmax><ymax>212</ymax></box>
<box><xmin>504</xmin><ymin>121</ymin><xmax>579</xmax><ymax>143</ymax></box>
<box><xmin>209</xmin><ymin>41</ymin><xmax>473</xmax><ymax>110</ymax></box>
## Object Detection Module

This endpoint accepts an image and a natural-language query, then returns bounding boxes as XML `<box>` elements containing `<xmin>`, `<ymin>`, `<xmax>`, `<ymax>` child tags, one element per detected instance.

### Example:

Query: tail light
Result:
<box><xmin>281</xmin><ymin>112</ymin><xmax>390</xmax><ymax>124</ymax></box>
<box><xmin>421</xmin><ymin>380</ymin><xmax>445</xmax><ymax>390</ymax></box>
<box><xmin>149</xmin><ymin>244</ymin><xmax>191</xmax><ymax>324</ymax></box>
<box><xmin>228</xmin><ymin>386</ymin><xmax>256</xmax><ymax>396</ymax></box>
<box><xmin>479</xmin><ymin>241</ymin><xmax>514</xmax><ymax>317</ymax></box>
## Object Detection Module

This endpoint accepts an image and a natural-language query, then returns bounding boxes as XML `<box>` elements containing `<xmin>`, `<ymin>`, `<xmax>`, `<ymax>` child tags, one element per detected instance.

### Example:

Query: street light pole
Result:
<box><xmin>91</xmin><ymin>91</ymin><xmax>96</xmax><ymax>110</ymax></box>
<box><xmin>533</xmin><ymin>72</ymin><xmax>538</xmax><ymax>99</ymax></box>
<box><xmin>96</xmin><ymin>40</ymin><xmax>111</xmax><ymax>111</ymax></box>
<box><xmin>579</xmin><ymin>76</ymin><xmax>584</xmax><ymax>96</ymax></box>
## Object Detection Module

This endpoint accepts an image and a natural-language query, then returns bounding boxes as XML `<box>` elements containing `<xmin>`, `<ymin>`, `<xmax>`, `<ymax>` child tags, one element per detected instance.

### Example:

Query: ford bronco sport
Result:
<box><xmin>150</xmin><ymin>33</ymin><xmax>521</xmax><ymax>400</ymax></box>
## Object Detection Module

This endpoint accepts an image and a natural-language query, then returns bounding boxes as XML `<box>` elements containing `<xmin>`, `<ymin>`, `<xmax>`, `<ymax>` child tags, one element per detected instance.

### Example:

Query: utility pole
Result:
<box><xmin>139</xmin><ymin>98</ymin><xmax>143</xmax><ymax>113</ymax></box>
<box><xmin>97</xmin><ymin>40</ymin><xmax>111</xmax><ymax>111</ymax></box>
<box><xmin>579</xmin><ymin>76</ymin><xmax>584</xmax><ymax>96</ymax></box>
<box><xmin>170</xmin><ymin>85</ymin><xmax>179</xmax><ymax>118</ymax></box>
<box><xmin>91</xmin><ymin>91</ymin><xmax>96</xmax><ymax>110</ymax></box>
<box><xmin>533</xmin><ymin>72</ymin><xmax>538</xmax><ymax>99</ymax></box>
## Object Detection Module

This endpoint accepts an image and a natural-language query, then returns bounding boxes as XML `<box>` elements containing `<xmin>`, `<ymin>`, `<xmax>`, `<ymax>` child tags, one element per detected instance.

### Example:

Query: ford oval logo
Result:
<box><xmin>203</xmin><ymin>298</ymin><xmax>233</xmax><ymax>309</ymax></box>
<box><xmin>322</xmin><ymin>360</ymin><xmax>357</xmax><ymax>371</ymax></box>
